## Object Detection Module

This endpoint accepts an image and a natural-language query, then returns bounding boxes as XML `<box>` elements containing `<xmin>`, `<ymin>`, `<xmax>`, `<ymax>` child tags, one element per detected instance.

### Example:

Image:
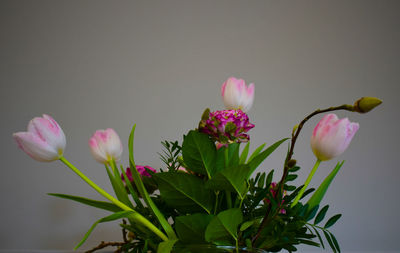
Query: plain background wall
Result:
<box><xmin>1</xmin><ymin>0</ymin><xmax>399</xmax><ymax>251</ymax></box>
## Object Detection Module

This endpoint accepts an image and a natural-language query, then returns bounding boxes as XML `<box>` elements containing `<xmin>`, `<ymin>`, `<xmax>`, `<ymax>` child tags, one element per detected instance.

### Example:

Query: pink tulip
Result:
<box><xmin>221</xmin><ymin>77</ymin><xmax>255</xmax><ymax>112</ymax></box>
<box><xmin>89</xmin><ymin>128</ymin><xmax>123</xmax><ymax>164</ymax></box>
<box><xmin>13</xmin><ymin>114</ymin><xmax>66</xmax><ymax>162</ymax></box>
<box><xmin>311</xmin><ymin>114</ymin><xmax>359</xmax><ymax>161</ymax></box>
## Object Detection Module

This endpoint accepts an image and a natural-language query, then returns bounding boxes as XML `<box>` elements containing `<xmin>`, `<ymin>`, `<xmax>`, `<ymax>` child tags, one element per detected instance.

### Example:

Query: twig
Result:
<box><xmin>85</xmin><ymin>241</ymin><xmax>126</xmax><ymax>253</ymax></box>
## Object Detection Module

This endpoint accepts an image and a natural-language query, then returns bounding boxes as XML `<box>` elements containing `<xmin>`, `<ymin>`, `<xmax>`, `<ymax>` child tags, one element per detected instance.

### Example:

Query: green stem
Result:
<box><xmin>291</xmin><ymin>159</ymin><xmax>322</xmax><ymax>207</ymax></box>
<box><xmin>226</xmin><ymin>190</ymin><xmax>232</xmax><ymax>209</ymax></box>
<box><xmin>59</xmin><ymin>156</ymin><xmax>168</xmax><ymax>242</ymax></box>
<box><xmin>214</xmin><ymin>191</ymin><xmax>219</xmax><ymax>214</ymax></box>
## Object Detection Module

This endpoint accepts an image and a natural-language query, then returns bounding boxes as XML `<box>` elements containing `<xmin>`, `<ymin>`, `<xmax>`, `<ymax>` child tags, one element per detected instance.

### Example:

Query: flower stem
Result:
<box><xmin>291</xmin><ymin>159</ymin><xmax>321</xmax><ymax>207</ymax></box>
<box><xmin>59</xmin><ymin>156</ymin><xmax>168</xmax><ymax>242</ymax></box>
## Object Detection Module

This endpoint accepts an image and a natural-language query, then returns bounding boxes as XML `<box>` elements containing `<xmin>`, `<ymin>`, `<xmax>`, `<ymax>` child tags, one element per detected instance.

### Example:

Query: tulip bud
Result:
<box><xmin>13</xmin><ymin>114</ymin><xmax>66</xmax><ymax>162</ymax></box>
<box><xmin>221</xmin><ymin>77</ymin><xmax>255</xmax><ymax>112</ymax></box>
<box><xmin>311</xmin><ymin>114</ymin><xmax>359</xmax><ymax>161</ymax></box>
<box><xmin>89</xmin><ymin>128</ymin><xmax>123</xmax><ymax>164</ymax></box>
<box><xmin>353</xmin><ymin>97</ymin><xmax>382</xmax><ymax>113</ymax></box>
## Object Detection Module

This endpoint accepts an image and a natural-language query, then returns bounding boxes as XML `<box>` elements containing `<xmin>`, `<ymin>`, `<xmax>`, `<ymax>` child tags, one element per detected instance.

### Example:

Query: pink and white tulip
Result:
<box><xmin>221</xmin><ymin>77</ymin><xmax>255</xmax><ymax>112</ymax></box>
<box><xmin>89</xmin><ymin>128</ymin><xmax>123</xmax><ymax>164</ymax></box>
<box><xmin>311</xmin><ymin>114</ymin><xmax>359</xmax><ymax>161</ymax></box>
<box><xmin>13</xmin><ymin>114</ymin><xmax>66</xmax><ymax>162</ymax></box>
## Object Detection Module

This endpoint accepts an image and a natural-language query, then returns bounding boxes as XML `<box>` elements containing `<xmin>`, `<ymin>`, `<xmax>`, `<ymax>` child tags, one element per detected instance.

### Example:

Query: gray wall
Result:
<box><xmin>1</xmin><ymin>0</ymin><xmax>399</xmax><ymax>251</ymax></box>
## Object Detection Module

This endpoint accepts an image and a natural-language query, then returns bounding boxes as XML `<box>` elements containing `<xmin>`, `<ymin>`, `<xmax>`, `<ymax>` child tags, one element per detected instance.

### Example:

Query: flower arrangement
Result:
<box><xmin>13</xmin><ymin>77</ymin><xmax>382</xmax><ymax>253</ymax></box>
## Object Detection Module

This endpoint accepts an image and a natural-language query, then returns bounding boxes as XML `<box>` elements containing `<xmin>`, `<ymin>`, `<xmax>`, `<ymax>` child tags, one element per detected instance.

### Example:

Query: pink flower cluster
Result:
<box><xmin>264</xmin><ymin>182</ymin><xmax>286</xmax><ymax>214</ymax></box>
<box><xmin>122</xmin><ymin>165</ymin><xmax>156</xmax><ymax>182</ymax></box>
<box><xmin>199</xmin><ymin>109</ymin><xmax>255</xmax><ymax>143</ymax></box>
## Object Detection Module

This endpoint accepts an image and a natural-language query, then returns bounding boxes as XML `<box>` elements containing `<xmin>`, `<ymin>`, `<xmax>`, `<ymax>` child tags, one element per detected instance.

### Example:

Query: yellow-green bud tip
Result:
<box><xmin>353</xmin><ymin>97</ymin><xmax>382</xmax><ymax>113</ymax></box>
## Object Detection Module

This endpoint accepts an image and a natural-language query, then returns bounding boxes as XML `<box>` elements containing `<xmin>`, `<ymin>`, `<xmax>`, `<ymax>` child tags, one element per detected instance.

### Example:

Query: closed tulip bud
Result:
<box><xmin>311</xmin><ymin>114</ymin><xmax>359</xmax><ymax>161</ymax></box>
<box><xmin>13</xmin><ymin>114</ymin><xmax>66</xmax><ymax>162</ymax></box>
<box><xmin>353</xmin><ymin>97</ymin><xmax>382</xmax><ymax>113</ymax></box>
<box><xmin>221</xmin><ymin>77</ymin><xmax>255</xmax><ymax>112</ymax></box>
<box><xmin>89</xmin><ymin>128</ymin><xmax>123</xmax><ymax>164</ymax></box>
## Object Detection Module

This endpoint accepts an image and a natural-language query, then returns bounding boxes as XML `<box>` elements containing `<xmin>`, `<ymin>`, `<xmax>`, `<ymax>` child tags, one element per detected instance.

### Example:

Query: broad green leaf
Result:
<box><xmin>324</xmin><ymin>214</ymin><xmax>342</xmax><ymax>229</ymax></box>
<box><xmin>247</xmin><ymin>138</ymin><xmax>289</xmax><ymax>178</ymax></box>
<box><xmin>155</xmin><ymin>172</ymin><xmax>215</xmax><ymax>214</ymax></box>
<box><xmin>239</xmin><ymin>219</ymin><xmax>260</xmax><ymax>231</ymax></box>
<box><xmin>75</xmin><ymin>210</ymin><xmax>134</xmax><ymax>249</ymax></box>
<box><xmin>239</xmin><ymin>142</ymin><xmax>250</xmax><ymax>164</ymax></box>
<box><xmin>182</xmin><ymin>130</ymin><xmax>217</xmax><ymax>177</ymax></box>
<box><xmin>314</xmin><ymin>205</ymin><xmax>329</xmax><ymax>225</ymax></box>
<box><xmin>129</xmin><ymin>125</ymin><xmax>176</xmax><ymax>240</ymax></box>
<box><xmin>48</xmin><ymin>193</ymin><xmax>121</xmax><ymax>212</ymax></box>
<box><xmin>306</xmin><ymin>161</ymin><xmax>344</xmax><ymax>212</ymax></box>
<box><xmin>205</xmin><ymin>208</ymin><xmax>243</xmax><ymax>245</ymax></box>
<box><xmin>205</xmin><ymin>164</ymin><xmax>251</xmax><ymax>199</ymax></box>
<box><xmin>175</xmin><ymin>213</ymin><xmax>214</xmax><ymax>243</ymax></box>
<box><xmin>247</xmin><ymin>143</ymin><xmax>266</xmax><ymax>163</ymax></box>
<box><xmin>157</xmin><ymin>239</ymin><xmax>178</xmax><ymax>253</ymax></box>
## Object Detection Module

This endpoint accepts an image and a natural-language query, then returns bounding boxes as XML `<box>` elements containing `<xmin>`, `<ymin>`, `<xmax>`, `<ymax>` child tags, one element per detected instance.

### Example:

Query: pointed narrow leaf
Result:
<box><xmin>323</xmin><ymin>230</ymin><xmax>337</xmax><ymax>252</ymax></box>
<box><xmin>247</xmin><ymin>138</ymin><xmax>289</xmax><ymax>178</ymax></box>
<box><xmin>105</xmin><ymin>165</ymin><xmax>131</xmax><ymax>208</ymax></box>
<box><xmin>247</xmin><ymin>143</ymin><xmax>266</xmax><ymax>162</ymax></box>
<box><xmin>324</xmin><ymin>214</ymin><xmax>342</xmax><ymax>229</ymax></box>
<box><xmin>265</xmin><ymin>170</ymin><xmax>274</xmax><ymax>187</ymax></box>
<box><xmin>48</xmin><ymin>193</ymin><xmax>121</xmax><ymax>212</ymax></box>
<box><xmin>307</xmin><ymin>161</ymin><xmax>344</xmax><ymax>212</ymax></box>
<box><xmin>75</xmin><ymin>210</ymin><xmax>134</xmax><ymax>249</ymax></box>
<box><xmin>330</xmin><ymin>232</ymin><xmax>341</xmax><ymax>252</ymax></box>
<box><xmin>314</xmin><ymin>205</ymin><xmax>329</xmax><ymax>225</ymax></box>
<box><xmin>239</xmin><ymin>142</ymin><xmax>250</xmax><ymax>164</ymax></box>
<box><xmin>306</xmin><ymin>205</ymin><xmax>319</xmax><ymax>221</ymax></box>
<box><xmin>312</xmin><ymin>227</ymin><xmax>325</xmax><ymax>249</ymax></box>
<box><xmin>257</xmin><ymin>173</ymin><xmax>266</xmax><ymax>188</ymax></box>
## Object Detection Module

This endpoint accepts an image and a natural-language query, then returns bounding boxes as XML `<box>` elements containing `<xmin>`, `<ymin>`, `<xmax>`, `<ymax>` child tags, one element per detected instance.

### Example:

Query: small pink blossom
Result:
<box><xmin>89</xmin><ymin>128</ymin><xmax>123</xmax><ymax>164</ymax></box>
<box><xmin>311</xmin><ymin>114</ymin><xmax>359</xmax><ymax>161</ymax></box>
<box><xmin>221</xmin><ymin>77</ymin><xmax>255</xmax><ymax>112</ymax></box>
<box><xmin>122</xmin><ymin>166</ymin><xmax>157</xmax><ymax>181</ymax></box>
<box><xmin>13</xmin><ymin>114</ymin><xmax>66</xmax><ymax>162</ymax></box>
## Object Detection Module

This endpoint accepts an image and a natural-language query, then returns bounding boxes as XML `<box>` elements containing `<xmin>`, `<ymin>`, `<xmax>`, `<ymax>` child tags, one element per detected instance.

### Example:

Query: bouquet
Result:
<box><xmin>13</xmin><ymin>77</ymin><xmax>382</xmax><ymax>253</ymax></box>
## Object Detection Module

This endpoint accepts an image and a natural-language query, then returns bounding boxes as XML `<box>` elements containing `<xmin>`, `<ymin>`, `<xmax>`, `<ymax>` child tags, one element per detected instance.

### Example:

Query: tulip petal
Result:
<box><xmin>13</xmin><ymin>132</ymin><xmax>59</xmax><ymax>162</ymax></box>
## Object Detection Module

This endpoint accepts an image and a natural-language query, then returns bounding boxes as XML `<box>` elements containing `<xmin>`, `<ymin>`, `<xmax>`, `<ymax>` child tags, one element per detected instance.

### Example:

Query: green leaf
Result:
<box><xmin>330</xmin><ymin>232</ymin><xmax>341</xmax><ymax>252</ymax></box>
<box><xmin>205</xmin><ymin>208</ymin><xmax>243</xmax><ymax>245</ymax></box>
<box><xmin>324</xmin><ymin>214</ymin><xmax>342</xmax><ymax>229</ymax></box>
<box><xmin>306</xmin><ymin>205</ymin><xmax>319</xmax><ymax>221</ymax></box>
<box><xmin>247</xmin><ymin>143</ymin><xmax>266</xmax><ymax>163</ymax></box>
<box><xmin>182</xmin><ymin>130</ymin><xmax>217</xmax><ymax>177</ymax></box>
<box><xmin>175</xmin><ymin>213</ymin><xmax>214</xmax><ymax>243</ymax></box>
<box><xmin>157</xmin><ymin>239</ymin><xmax>178</xmax><ymax>253</ymax></box>
<box><xmin>205</xmin><ymin>164</ymin><xmax>250</xmax><ymax>199</ymax></box>
<box><xmin>257</xmin><ymin>173</ymin><xmax>266</xmax><ymax>188</ymax></box>
<box><xmin>286</xmin><ymin>174</ymin><xmax>298</xmax><ymax>182</ymax></box>
<box><xmin>48</xmin><ymin>193</ymin><xmax>121</xmax><ymax>212</ymax></box>
<box><xmin>129</xmin><ymin>125</ymin><xmax>176</xmax><ymax>239</ymax></box>
<box><xmin>155</xmin><ymin>172</ymin><xmax>215</xmax><ymax>214</ymax></box>
<box><xmin>227</xmin><ymin>143</ymin><xmax>240</xmax><ymax>167</ymax></box>
<box><xmin>239</xmin><ymin>142</ymin><xmax>250</xmax><ymax>164</ymax></box>
<box><xmin>240</xmin><ymin>219</ymin><xmax>259</xmax><ymax>231</ymax></box>
<box><xmin>74</xmin><ymin>210</ymin><xmax>134</xmax><ymax>249</ymax></box>
<box><xmin>247</xmin><ymin>138</ymin><xmax>289</xmax><ymax>178</ymax></box>
<box><xmin>121</xmin><ymin>168</ymin><xmax>144</xmax><ymax>209</ymax></box>
<box><xmin>105</xmin><ymin>165</ymin><xmax>132</xmax><ymax>208</ymax></box>
<box><xmin>323</xmin><ymin>230</ymin><xmax>337</xmax><ymax>252</ymax></box>
<box><xmin>306</xmin><ymin>161</ymin><xmax>344</xmax><ymax>212</ymax></box>
<box><xmin>265</xmin><ymin>170</ymin><xmax>274</xmax><ymax>187</ymax></box>
<box><xmin>314</xmin><ymin>205</ymin><xmax>329</xmax><ymax>225</ymax></box>
<box><xmin>312</xmin><ymin>227</ymin><xmax>325</xmax><ymax>249</ymax></box>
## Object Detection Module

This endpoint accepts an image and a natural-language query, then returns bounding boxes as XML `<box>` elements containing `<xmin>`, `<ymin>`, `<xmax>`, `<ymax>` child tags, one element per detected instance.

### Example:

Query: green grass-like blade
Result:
<box><xmin>247</xmin><ymin>143</ymin><xmax>266</xmax><ymax>163</ymax></box>
<box><xmin>239</xmin><ymin>142</ymin><xmax>250</xmax><ymax>164</ymax></box>
<box><xmin>74</xmin><ymin>210</ymin><xmax>134</xmax><ymax>249</ymax></box>
<box><xmin>48</xmin><ymin>193</ymin><xmax>121</xmax><ymax>212</ymax></box>
<box><xmin>129</xmin><ymin>124</ymin><xmax>176</xmax><ymax>240</ymax></box>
